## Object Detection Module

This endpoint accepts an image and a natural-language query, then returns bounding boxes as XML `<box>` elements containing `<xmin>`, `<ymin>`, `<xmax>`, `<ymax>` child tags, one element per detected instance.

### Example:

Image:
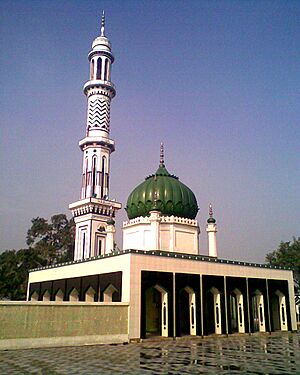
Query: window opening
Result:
<box><xmin>82</xmin><ymin>232</ymin><xmax>86</xmax><ymax>257</ymax></box>
<box><xmin>92</xmin><ymin>156</ymin><xmax>97</xmax><ymax>196</ymax></box>
<box><xmin>101</xmin><ymin>156</ymin><xmax>106</xmax><ymax>198</ymax></box>
<box><xmin>104</xmin><ymin>59</ymin><xmax>108</xmax><ymax>80</ymax></box>
<box><xmin>90</xmin><ymin>59</ymin><xmax>94</xmax><ymax>80</ymax></box>
<box><xmin>96</xmin><ymin>58</ymin><xmax>102</xmax><ymax>79</ymax></box>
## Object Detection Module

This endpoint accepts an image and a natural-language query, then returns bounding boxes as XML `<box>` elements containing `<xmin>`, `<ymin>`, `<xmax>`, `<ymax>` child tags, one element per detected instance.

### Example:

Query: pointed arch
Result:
<box><xmin>30</xmin><ymin>291</ymin><xmax>39</xmax><ymax>301</ymax></box>
<box><xmin>90</xmin><ymin>59</ymin><xmax>95</xmax><ymax>80</ymax></box>
<box><xmin>230</xmin><ymin>288</ymin><xmax>245</xmax><ymax>333</ymax></box>
<box><xmin>55</xmin><ymin>289</ymin><xmax>64</xmax><ymax>302</ymax></box>
<box><xmin>85</xmin><ymin>286</ymin><xmax>96</xmax><ymax>302</ymax></box>
<box><xmin>42</xmin><ymin>290</ymin><xmax>51</xmax><ymax>302</ymax></box>
<box><xmin>178</xmin><ymin>286</ymin><xmax>197</xmax><ymax>336</ymax></box>
<box><xmin>270</xmin><ymin>290</ymin><xmax>288</xmax><ymax>331</ymax></box>
<box><xmin>69</xmin><ymin>288</ymin><xmax>79</xmax><ymax>302</ymax></box>
<box><xmin>92</xmin><ymin>155</ymin><xmax>97</xmax><ymax>196</ymax></box>
<box><xmin>252</xmin><ymin>289</ymin><xmax>265</xmax><ymax>332</ymax></box>
<box><xmin>96</xmin><ymin>57</ymin><xmax>102</xmax><ymax>79</ymax></box>
<box><xmin>209</xmin><ymin>286</ymin><xmax>222</xmax><ymax>334</ymax></box>
<box><xmin>144</xmin><ymin>284</ymin><xmax>168</xmax><ymax>337</ymax></box>
<box><xmin>104</xmin><ymin>59</ymin><xmax>109</xmax><ymax>80</ymax></box>
<box><xmin>103</xmin><ymin>283</ymin><xmax>118</xmax><ymax>302</ymax></box>
<box><xmin>101</xmin><ymin>156</ymin><xmax>106</xmax><ymax>198</ymax></box>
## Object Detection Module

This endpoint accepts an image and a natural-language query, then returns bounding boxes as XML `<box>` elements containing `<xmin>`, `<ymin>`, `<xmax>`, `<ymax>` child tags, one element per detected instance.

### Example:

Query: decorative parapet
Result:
<box><xmin>160</xmin><ymin>215</ymin><xmax>198</xmax><ymax>226</ymax></box>
<box><xmin>123</xmin><ymin>216</ymin><xmax>150</xmax><ymax>227</ymax></box>
<box><xmin>123</xmin><ymin>215</ymin><xmax>198</xmax><ymax>228</ymax></box>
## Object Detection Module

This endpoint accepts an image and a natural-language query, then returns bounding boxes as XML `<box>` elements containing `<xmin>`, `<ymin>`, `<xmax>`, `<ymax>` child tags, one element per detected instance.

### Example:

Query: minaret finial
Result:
<box><xmin>207</xmin><ymin>203</ymin><xmax>216</xmax><ymax>224</ymax></box>
<box><xmin>209</xmin><ymin>203</ymin><xmax>213</xmax><ymax>218</ymax></box>
<box><xmin>160</xmin><ymin>142</ymin><xmax>164</xmax><ymax>166</ymax></box>
<box><xmin>101</xmin><ymin>10</ymin><xmax>105</xmax><ymax>36</ymax></box>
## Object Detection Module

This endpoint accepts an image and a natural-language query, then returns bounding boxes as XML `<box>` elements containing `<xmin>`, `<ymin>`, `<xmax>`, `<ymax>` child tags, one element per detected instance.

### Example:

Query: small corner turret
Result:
<box><xmin>206</xmin><ymin>203</ymin><xmax>217</xmax><ymax>257</ymax></box>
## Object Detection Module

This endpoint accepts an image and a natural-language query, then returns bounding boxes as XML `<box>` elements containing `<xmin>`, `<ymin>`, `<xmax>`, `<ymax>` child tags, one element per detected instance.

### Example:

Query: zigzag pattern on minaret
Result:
<box><xmin>87</xmin><ymin>97</ymin><xmax>110</xmax><ymax>133</ymax></box>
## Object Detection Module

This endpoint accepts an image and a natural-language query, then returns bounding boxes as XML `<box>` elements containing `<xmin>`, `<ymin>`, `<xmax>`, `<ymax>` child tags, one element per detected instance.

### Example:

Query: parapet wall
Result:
<box><xmin>0</xmin><ymin>301</ymin><xmax>129</xmax><ymax>350</ymax></box>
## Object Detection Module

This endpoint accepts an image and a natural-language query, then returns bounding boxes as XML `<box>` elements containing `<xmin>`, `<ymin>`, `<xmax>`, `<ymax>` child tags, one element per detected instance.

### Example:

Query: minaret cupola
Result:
<box><xmin>83</xmin><ymin>11</ymin><xmax>116</xmax><ymax>140</ymax></box>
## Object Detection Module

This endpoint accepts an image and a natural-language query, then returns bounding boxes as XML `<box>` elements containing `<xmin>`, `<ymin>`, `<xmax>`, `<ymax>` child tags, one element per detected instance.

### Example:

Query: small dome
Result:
<box><xmin>207</xmin><ymin>217</ymin><xmax>216</xmax><ymax>224</ymax></box>
<box><xmin>126</xmin><ymin>163</ymin><xmax>198</xmax><ymax>220</ymax></box>
<box><xmin>92</xmin><ymin>36</ymin><xmax>111</xmax><ymax>51</ymax></box>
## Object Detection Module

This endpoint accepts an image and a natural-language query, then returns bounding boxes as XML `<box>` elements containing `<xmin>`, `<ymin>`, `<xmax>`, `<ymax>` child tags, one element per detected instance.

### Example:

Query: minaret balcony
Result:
<box><xmin>83</xmin><ymin>80</ymin><xmax>116</xmax><ymax>97</ymax></box>
<box><xmin>69</xmin><ymin>197</ymin><xmax>122</xmax><ymax>218</ymax></box>
<box><xmin>79</xmin><ymin>135</ymin><xmax>115</xmax><ymax>151</ymax></box>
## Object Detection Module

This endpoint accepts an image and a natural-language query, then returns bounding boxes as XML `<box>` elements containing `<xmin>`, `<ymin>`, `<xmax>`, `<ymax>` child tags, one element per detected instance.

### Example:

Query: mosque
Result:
<box><xmin>27</xmin><ymin>16</ymin><xmax>297</xmax><ymax>340</ymax></box>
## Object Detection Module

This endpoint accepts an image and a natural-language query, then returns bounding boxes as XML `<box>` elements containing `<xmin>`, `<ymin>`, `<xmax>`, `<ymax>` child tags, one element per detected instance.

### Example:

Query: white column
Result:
<box><xmin>149</xmin><ymin>210</ymin><xmax>161</xmax><ymax>250</ymax></box>
<box><xmin>257</xmin><ymin>293</ymin><xmax>266</xmax><ymax>332</ymax></box>
<box><xmin>106</xmin><ymin>223</ymin><xmax>115</xmax><ymax>253</ymax></box>
<box><xmin>207</xmin><ymin>223</ymin><xmax>217</xmax><ymax>257</ymax></box>
<box><xmin>214</xmin><ymin>291</ymin><xmax>222</xmax><ymax>334</ymax></box>
<box><xmin>277</xmin><ymin>292</ymin><xmax>288</xmax><ymax>331</ymax></box>
<box><xmin>206</xmin><ymin>204</ymin><xmax>217</xmax><ymax>257</ymax></box>
<box><xmin>236</xmin><ymin>292</ymin><xmax>245</xmax><ymax>333</ymax></box>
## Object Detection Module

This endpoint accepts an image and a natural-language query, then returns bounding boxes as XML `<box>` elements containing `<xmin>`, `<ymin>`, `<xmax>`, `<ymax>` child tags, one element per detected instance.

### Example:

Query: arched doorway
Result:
<box><xmin>251</xmin><ymin>290</ymin><xmax>265</xmax><ymax>332</ymax></box>
<box><xmin>178</xmin><ymin>286</ymin><xmax>196</xmax><ymax>336</ymax></box>
<box><xmin>145</xmin><ymin>284</ymin><xmax>168</xmax><ymax>337</ymax></box>
<box><xmin>229</xmin><ymin>288</ymin><xmax>245</xmax><ymax>333</ymax></box>
<box><xmin>271</xmin><ymin>290</ymin><xmax>288</xmax><ymax>331</ymax></box>
<box><xmin>205</xmin><ymin>287</ymin><xmax>222</xmax><ymax>335</ymax></box>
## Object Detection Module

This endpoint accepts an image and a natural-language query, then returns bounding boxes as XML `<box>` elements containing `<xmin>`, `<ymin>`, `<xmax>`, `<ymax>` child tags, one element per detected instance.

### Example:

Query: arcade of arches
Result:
<box><xmin>141</xmin><ymin>271</ymin><xmax>290</xmax><ymax>338</ymax></box>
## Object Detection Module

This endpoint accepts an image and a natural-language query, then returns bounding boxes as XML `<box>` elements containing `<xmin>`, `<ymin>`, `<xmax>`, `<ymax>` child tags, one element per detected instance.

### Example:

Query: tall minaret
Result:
<box><xmin>69</xmin><ymin>13</ymin><xmax>121</xmax><ymax>261</ymax></box>
<box><xmin>206</xmin><ymin>203</ymin><xmax>217</xmax><ymax>257</ymax></box>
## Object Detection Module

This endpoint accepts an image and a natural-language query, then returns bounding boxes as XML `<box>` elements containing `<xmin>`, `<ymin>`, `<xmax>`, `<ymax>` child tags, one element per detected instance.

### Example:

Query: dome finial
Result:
<box><xmin>160</xmin><ymin>142</ymin><xmax>165</xmax><ymax>166</ymax></box>
<box><xmin>101</xmin><ymin>10</ymin><xmax>105</xmax><ymax>36</ymax></box>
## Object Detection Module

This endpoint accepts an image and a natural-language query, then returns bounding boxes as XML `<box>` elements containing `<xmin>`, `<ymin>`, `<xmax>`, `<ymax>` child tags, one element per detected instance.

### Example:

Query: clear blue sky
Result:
<box><xmin>1</xmin><ymin>0</ymin><xmax>299</xmax><ymax>262</ymax></box>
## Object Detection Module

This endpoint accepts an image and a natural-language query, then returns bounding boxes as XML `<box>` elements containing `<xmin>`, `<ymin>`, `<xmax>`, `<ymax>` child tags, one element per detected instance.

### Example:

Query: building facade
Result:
<box><xmin>27</xmin><ymin>16</ymin><xmax>297</xmax><ymax>340</ymax></box>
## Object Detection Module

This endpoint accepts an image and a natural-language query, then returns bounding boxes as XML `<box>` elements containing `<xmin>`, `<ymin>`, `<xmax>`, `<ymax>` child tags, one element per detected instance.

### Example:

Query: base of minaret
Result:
<box><xmin>69</xmin><ymin>197</ymin><xmax>121</xmax><ymax>260</ymax></box>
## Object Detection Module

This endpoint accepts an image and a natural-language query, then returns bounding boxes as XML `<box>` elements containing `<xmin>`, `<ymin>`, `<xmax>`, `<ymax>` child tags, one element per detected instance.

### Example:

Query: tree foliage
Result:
<box><xmin>266</xmin><ymin>237</ymin><xmax>300</xmax><ymax>291</ymax></box>
<box><xmin>0</xmin><ymin>214</ymin><xmax>74</xmax><ymax>300</ymax></box>
<box><xmin>26</xmin><ymin>214</ymin><xmax>75</xmax><ymax>264</ymax></box>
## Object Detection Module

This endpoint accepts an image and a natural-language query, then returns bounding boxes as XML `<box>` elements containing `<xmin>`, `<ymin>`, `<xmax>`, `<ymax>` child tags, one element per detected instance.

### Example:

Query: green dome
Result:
<box><xmin>126</xmin><ymin>163</ymin><xmax>198</xmax><ymax>220</ymax></box>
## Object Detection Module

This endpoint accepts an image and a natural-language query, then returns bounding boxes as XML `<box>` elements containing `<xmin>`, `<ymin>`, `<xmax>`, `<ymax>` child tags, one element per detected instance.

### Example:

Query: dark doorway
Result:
<box><xmin>145</xmin><ymin>287</ymin><xmax>161</xmax><ymax>336</ymax></box>
<box><xmin>206</xmin><ymin>291</ymin><xmax>215</xmax><ymax>335</ymax></box>
<box><xmin>178</xmin><ymin>289</ymin><xmax>190</xmax><ymax>335</ymax></box>
<box><xmin>229</xmin><ymin>293</ymin><xmax>238</xmax><ymax>333</ymax></box>
<box><xmin>271</xmin><ymin>294</ymin><xmax>280</xmax><ymax>331</ymax></box>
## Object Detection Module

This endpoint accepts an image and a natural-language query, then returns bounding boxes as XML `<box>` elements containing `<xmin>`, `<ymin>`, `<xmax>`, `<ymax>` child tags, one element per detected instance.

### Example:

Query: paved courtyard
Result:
<box><xmin>0</xmin><ymin>332</ymin><xmax>299</xmax><ymax>374</ymax></box>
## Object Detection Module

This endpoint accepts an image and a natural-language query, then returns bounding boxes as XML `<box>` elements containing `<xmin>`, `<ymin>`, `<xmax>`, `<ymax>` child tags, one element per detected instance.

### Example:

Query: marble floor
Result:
<box><xmin>0</xmin><ymin>332</ymin><xmax>299</xmax><ymax>374</ymax></box>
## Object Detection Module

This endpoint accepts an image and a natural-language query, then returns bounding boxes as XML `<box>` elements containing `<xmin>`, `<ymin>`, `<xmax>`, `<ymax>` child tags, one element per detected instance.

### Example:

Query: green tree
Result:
<box><xmin>26</xmin><ymin>214</ymin><xmax>74</xmax><ymax>264</ymax></box>
<box><xmin>266</xmin><ymin>237</ymin><xmax>300</xmax><ymax>291</ymax></box>
<box><xmin>0</xmin><ymin>248</ymin><xmax>46</xmax><ymax>300</ymax></box>
<box><xmin>0</xmin><ymin>214</ymin><xmax>75</xmax><ymax>300</ymax></box>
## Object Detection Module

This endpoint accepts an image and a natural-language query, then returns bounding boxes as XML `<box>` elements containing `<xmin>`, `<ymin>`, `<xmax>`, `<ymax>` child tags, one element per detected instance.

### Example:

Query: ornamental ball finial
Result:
<box><xmin>101</xmin><ymin>10</ymin><xmax>105</xmax><ymax>36</ymax></box>
<box><xmin>160</xmin><ymin>142</ymin><xmax>165</xmax><ymax>166</ymax></box>
<box><xmin>209</xmin><ymin>203</ymin><xmax>213</xmax><ymax>218</ymax></box>
<box><xmin>207</xmin><ymin>203</ymin><xmax>216</xmax><ymax>223</ymax></box>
